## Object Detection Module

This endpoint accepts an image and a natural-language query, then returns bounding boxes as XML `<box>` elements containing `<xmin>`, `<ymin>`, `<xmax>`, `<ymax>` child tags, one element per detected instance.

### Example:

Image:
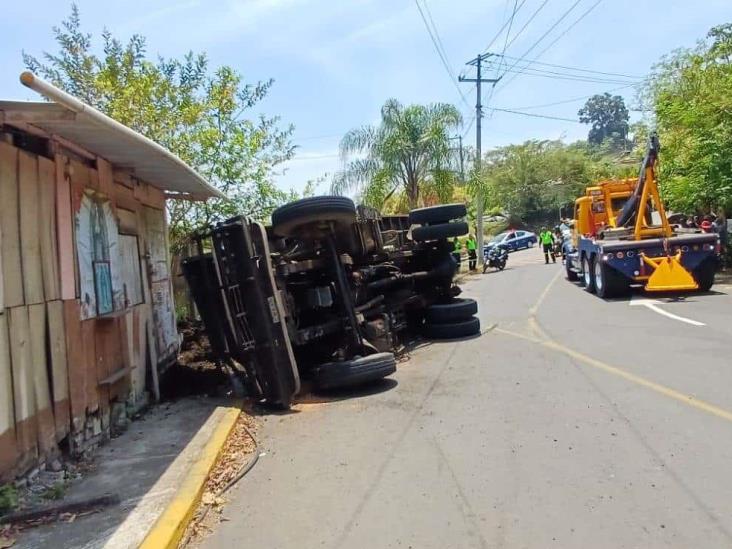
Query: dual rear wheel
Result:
<box><xmin>580</xmin><ymin>254</ymin><xmax>629</xmax><ymax>299</ymax></box>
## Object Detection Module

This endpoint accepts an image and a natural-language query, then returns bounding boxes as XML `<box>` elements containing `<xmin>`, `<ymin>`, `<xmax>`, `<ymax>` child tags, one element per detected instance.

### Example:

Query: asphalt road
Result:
<box><xmin>202</xmin><ymin>248</ymin><xmax>732</xmax><ymax>549</ymax></box>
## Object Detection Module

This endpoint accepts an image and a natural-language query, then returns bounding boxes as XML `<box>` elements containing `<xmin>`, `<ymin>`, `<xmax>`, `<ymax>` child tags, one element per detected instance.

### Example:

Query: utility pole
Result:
<box><xmin>459</xmin><ymin>53</ymin><xmax>501</xmax><ymax>256</ymax></box>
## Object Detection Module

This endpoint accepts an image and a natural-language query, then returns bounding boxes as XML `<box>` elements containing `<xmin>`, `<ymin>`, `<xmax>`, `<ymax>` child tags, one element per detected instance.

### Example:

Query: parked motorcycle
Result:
<box><xmin>483</xmin><ymin>245</ymin><xmax>508</xmax><ymax>273</ymax></box>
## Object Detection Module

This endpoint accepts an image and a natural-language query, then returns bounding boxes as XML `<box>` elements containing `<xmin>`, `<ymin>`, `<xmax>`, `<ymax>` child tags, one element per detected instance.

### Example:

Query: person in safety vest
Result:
<box><xmin>452</xmin><ymin>237</ymin><xmax>462</xmax><ymax>269</ymax></box>
<box><xmin>466</xmin><ymin>234</ymin><xmax>478</xmax><ymax>271</ymax></box>
<box><xmin>539</xmin><ymin>227</ymin><xmax>555</xmax><ymax>264</ymax></box>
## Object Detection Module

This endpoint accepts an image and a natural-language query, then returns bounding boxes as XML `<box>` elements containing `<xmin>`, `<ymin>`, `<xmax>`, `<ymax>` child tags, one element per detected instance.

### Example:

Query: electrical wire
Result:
<box><xmin>483</xmin><ymin>0</ymin><xmax>528</xmax><ymax>52</ymax></box>
<box><xmin>414</xmin><ymin>0</ymin><xmax>470</xmax><ymax>108</ymax></box>
<box><xmin>496</xmin><ymin>0</ymin><xmax>605</xmax><ymax>93</ymax></box>
<box><xmin>489</xmin><ymin>107</ymin><xmax>582</xmax><ymax>123</ymax></box>
<box><xmin>502</xmin><ymin>0</ymin><xmax>550</xmax><ymax>53</ymax></box>
<box><xmin>497</xmin><ymin>52</ymin><xmax>640</xmax><ymax>80</ymax></box>
<box><xmin>483</xmin><ymin>62</ymin><xmax>638</xmax><ymax>85</ymax></box>
<box><xmin>495</xmin><ymin>0</ymin><xmax>520</xmax><ymax>78</ymax></box>
<box><xmin>497</xmin><ymin>83</ymin><xmax>637</xmax><ymax>110</ymax></box>
<box><xmin>498</xmin><ymin>0</ymin><xmax>583</xmax><ymax>78</ymax></box>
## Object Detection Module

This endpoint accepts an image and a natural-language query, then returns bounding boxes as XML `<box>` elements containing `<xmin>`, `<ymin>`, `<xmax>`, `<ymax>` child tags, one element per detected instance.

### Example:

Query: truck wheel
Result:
<box><xmin>272</xmin><ymin>196</ymin><xmax>356</xmax><ymax>238</ymax></box>
<box><xmin>582</xmin><ymin>255</ymin><xmax>596</xmax><ymax>293</ymax></box>
<box><xmin>565</xmin><ymin>259</ymin><xmax>579</xmax><ymax>282</ymax></box>
<box><xmin>409</xmin><ymin>203</ymin><xmax>466</xmax><ymax>225</ymax></box>
<box><xmin>412</xmin><ymin>221</ymin><xmax>469</xmax><ymax>242</ymax></box>
<box><xmin>311</xmin><ymin>353</ymin><xmax>396</xmax><ymax>391</ymax></box>
<box><xmin>423</xmin><ymin>317</ymin><xmax>480</xmax><ymax>339</ymax></box>
<box><xmin>693</xmin><ymin>258</ymin><xmax>716</xmax><ymax>292</ymax></box>
<box><xmin>425</xmin><ymin>298</ymin><xmax>478</xmax><ymax>324</ymax></box>
<box><xmin>594</xmin><ymin>260</ymin><xmax>629</xmax><ymax>298</ymax></box>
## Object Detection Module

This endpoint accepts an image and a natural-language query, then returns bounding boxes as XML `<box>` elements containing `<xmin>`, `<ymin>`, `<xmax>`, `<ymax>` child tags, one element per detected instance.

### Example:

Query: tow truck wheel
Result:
<box><xmin>582</xmin><ymin>255</ymin><xmax>596</xmax><ymax>293</ymax></box>
<box><xmin>693</xmin><ymin>258</ymin><xmax>716</xmax><ymax>292</ymax></box>
<box><xmin>311</xmin><ymin>352</ymin><xmax>397</xmax><ymax>391</ymax></box>
<box><xmin>595</xmin><ymin>261</ymin><xmax>629</xmax><ymax>299</ymax></box>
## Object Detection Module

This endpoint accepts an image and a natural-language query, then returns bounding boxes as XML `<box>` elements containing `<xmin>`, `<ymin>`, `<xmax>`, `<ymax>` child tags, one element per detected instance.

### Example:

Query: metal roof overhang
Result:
<box><xmin>0</xmin><ymin>72</ymin><xmax>224</xmax><ymax>200</ymax></box>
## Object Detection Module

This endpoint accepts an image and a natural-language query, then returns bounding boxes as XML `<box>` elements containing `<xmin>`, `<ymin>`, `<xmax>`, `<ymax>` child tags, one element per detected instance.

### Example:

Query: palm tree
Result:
<box><xmin>332</xmin><ymin>99</ymin><xmax>462</xmax><ymax>210</ymax></box>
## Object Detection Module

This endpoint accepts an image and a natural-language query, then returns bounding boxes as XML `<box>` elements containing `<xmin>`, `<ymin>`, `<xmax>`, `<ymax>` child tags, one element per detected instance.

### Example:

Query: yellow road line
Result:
<box><xmin>495</xmin><ymin>326</ymin><xmax>732</xmax><ymax>424</ymax></box>
<box><xmin>528</xmin><ymin>268</ymin><xmax>562</xmax><ymax>318</ymax></box>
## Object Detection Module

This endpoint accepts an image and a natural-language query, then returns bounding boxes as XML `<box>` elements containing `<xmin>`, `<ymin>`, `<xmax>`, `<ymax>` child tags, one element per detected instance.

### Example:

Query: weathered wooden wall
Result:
<box><xmin>0</xmin><ymin>137</ymin><xmax>177</xmax><ymax>480</ymax></box>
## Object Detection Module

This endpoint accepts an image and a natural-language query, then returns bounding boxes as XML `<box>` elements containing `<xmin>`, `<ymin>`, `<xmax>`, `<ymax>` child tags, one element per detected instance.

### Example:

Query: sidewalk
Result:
<box><xmin>10</xmin><ymin>397</ymin><xmax>237</xmax><ymax>549</ymax></box>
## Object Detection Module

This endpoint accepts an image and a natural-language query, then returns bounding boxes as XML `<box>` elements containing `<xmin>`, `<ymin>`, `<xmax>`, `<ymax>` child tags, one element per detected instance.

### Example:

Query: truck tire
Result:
<box><xmin>582</xmin><ymin>255</ymin><xmax>596</xmax><ymax>293</ymax></box>
<box><xmin>594</xmin><ymin>260</ymin><xmax>629</xmax><ymax>299</ymax></box>
<box><xmin>426</xmin><ymin>298</ymin><xmax>478</xmax><ymax>324</ymax></box>
<box><xmin>565</xmin><ymin>259</ymin><xmax>579</xmax><ymax>282</ymax></box>
<box><xmin>412</xmin><ymin>221</ymin><xmax>469</xmax><ymax>242</ymax></box>
<box><xmin>311</xmin><ymin>352</ymin><xmax>396</xmax><ymax>391</ymax></box>
<box><xmin>409</xmin><ymin>203</ymin><xmax>466</xmax><ymax>225</ymax></box>
<box><xmin>423</xmin><ymin>317</ymin><xmax>480</xmax><ymax>339</ymax></box>
<box><xmin>693</xmin><ymin>258</ymin><xmax>716</xmax><ymax>292</ymax></box>
<box><xmin>272</xmin><ymin>196</ymin><xmax>356</xmax><ymax>238</ymax></box>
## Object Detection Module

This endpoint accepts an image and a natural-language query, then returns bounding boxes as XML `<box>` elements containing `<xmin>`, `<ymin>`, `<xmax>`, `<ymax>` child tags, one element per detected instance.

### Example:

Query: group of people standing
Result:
<box><xmin>452</xmin><ymin>234</ymin><xmax>478</xmax><ymax>271</ymax></box>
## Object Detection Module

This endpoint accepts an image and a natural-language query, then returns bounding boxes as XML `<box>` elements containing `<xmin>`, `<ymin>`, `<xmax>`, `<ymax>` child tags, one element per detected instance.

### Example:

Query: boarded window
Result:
<box><xmin>118</xmin><ymin>234</ymin><xmax>143</xmax><ymax>307</ymax></box>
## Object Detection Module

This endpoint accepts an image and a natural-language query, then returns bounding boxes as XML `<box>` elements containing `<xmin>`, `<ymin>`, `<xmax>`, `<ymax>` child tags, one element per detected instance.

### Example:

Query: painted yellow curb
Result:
<box><xmin>139</xmin><ymin>405</ymin><xmax>241</xmax><ymax>549</ymax></box>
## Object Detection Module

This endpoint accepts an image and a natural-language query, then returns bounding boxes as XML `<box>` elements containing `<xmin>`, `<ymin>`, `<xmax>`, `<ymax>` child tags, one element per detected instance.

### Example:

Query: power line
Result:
<box><xmin>498</xmin><ymin>52</ymin><xmax>640</xmax><ymax>80</ymax></box>
<box><xmin>423</xmin><ymin>0</ymin><xmax>450</xmax><ymax>70</ymax></box>
<box><xmin>484</xmin><ymin>62</ymin><xmax>638</xmax><ymax>85</ymax></box>
<box><xmin>490</xmin><ymin>107</ymin><xmax>582</xmax><ymax>123</ymax></box>
<box><xmin>414</xmin><ymin>0</ymin><xmax>470</xmax><ymax>108</ymax></box>
<box><xmin>503</xmin><ymin>0</ymin><xmax>582</xmax><ymax>70</ymax></box>
<box><xmin>483</xmin><ymin>0</ymin><xmax>528</xmax><ymax>52</ymax></box>
<box><xmin>497</xmin><ymin>83</ymin><xmax>637</xmax><ymax>110</ymax></box>
<box><xmin>529</xmin><ymin>0</ymin><xmax>605</xmax><ymax>71</ymax></box>
<box><xmin>503</xmin><ymin>0</ymin><xmax>550</xmax><ymax>52</ymax></box>
<box><xmin>496</xmin><ymin>0</ymin><xmax>605</xmax><ymax>93</ymax></box>
<box><xmin>495</xmin><ymin>0</ymin><xmax>520</xmax><ymax>78</ymax></box>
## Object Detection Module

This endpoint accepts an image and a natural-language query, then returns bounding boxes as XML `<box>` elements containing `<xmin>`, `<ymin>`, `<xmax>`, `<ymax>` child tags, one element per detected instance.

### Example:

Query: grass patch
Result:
<box><xmin>42</xmin><ymin>482</ymin><xmax>68</xmax><ymax>501</ymax></box>
<box><xmin>0</xmin><ymin>484</ymin><xmax>18</xmax><ymax>515</ymax></box>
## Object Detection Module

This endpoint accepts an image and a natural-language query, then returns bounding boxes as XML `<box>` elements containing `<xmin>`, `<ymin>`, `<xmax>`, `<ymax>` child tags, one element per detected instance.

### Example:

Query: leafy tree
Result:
<box><xmin>474</xmin><ymin>139</ymin><xmax>633</xmax><ymax>226</ymax></box>
<box><xmin>644</xmin><ymin>23</ymin><xmax>732</xmax><ymax>214</ymax></box>
<box><xmin>332</xmin><ymin>99</ymin><xmax>462</xmax><ymax>210</ymax></box>
<box><xmin>23</xmin><ymin>5</ymin><xmax>294</xmax><ymax>252</ymax></box>
<box><xmin>578</xmin><ymin>93</ymin><xmax>630</xmax><ymax>148</ymax></box>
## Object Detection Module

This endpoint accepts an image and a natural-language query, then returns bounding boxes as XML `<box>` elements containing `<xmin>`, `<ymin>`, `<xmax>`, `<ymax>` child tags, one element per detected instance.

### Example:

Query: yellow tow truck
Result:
<box><xmin>564</xmin><ymin>133</ymin><xmax>719</xmax><ymax>298</ymax></box>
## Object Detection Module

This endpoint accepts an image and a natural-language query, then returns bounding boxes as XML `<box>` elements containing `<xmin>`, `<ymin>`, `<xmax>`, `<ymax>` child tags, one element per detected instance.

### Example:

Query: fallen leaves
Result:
<box><xmin>179</xmin><ymin>412</ymin><xmax>258</xmax><ymax>547</ymax></box>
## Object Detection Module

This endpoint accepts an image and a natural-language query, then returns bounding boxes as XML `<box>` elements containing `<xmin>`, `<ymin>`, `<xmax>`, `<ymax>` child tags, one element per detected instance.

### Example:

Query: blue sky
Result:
<box><xmin>1</xmin><ymin>0</ymin><xmax>729</xmax><ymax>195</ymax></box>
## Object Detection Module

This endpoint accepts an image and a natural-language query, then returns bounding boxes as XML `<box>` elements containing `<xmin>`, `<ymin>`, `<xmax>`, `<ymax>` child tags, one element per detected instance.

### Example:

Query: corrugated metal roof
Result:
<box><xmin>0</xmin><ymin>73</ymin><xmax>224</xmax><ymax>199</ymax></box>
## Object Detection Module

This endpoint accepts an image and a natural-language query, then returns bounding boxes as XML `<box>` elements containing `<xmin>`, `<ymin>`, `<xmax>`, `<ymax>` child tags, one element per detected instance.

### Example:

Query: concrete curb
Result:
<box><xmin>139</xmin><ymin>404</ymin><xmax>241</xmax><ymax>549</ymax></box>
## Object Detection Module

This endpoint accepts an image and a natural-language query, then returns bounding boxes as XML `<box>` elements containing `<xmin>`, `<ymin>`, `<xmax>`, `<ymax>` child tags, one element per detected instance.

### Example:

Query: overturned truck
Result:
<box><xmin>182</xmin><ymin>198</ymin><xmax>479</xmax><ymax>408</ymax></box>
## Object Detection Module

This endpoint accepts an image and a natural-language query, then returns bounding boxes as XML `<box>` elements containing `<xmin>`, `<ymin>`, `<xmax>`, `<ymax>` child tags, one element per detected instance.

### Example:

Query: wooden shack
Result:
<box><xmin>0</xmin><ymin>73</ymin><xmax>222</xmax><ymax>479</ymax></box>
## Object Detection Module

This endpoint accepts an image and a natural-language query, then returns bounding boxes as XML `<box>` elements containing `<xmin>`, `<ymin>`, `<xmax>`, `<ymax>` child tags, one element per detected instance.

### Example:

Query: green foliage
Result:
<box><xmin>332</xmin><ymin>99</ymin><xmax>462</xmax><ymax>210</ymax></box>
<box><xmin>24</xmin><ymin>4</ymin><xmax>294</xmax><ymax>252</ymax></box>
<box><xmin>473</xmin><ymin>139</ymin><xmax>634</xmax><ymax>223</ymax></box>
<box><xmin>578</xmin><ymin>93</ymin><xmax>630</xmax><ymax>148</ymax></box>
<box><xmin>42</xmin><ymin>481</ymin><xmax>68</xmax><ymax>501</ymax></box>
<box><xmin>0</xmin><ymin>484</ymin><xmax>18</xmax><ymax>515</ymax></box>
<box><xmin>644</xmin><ymin>23</ymin><xmax>732</xmax><ymax>213</ymax></box>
